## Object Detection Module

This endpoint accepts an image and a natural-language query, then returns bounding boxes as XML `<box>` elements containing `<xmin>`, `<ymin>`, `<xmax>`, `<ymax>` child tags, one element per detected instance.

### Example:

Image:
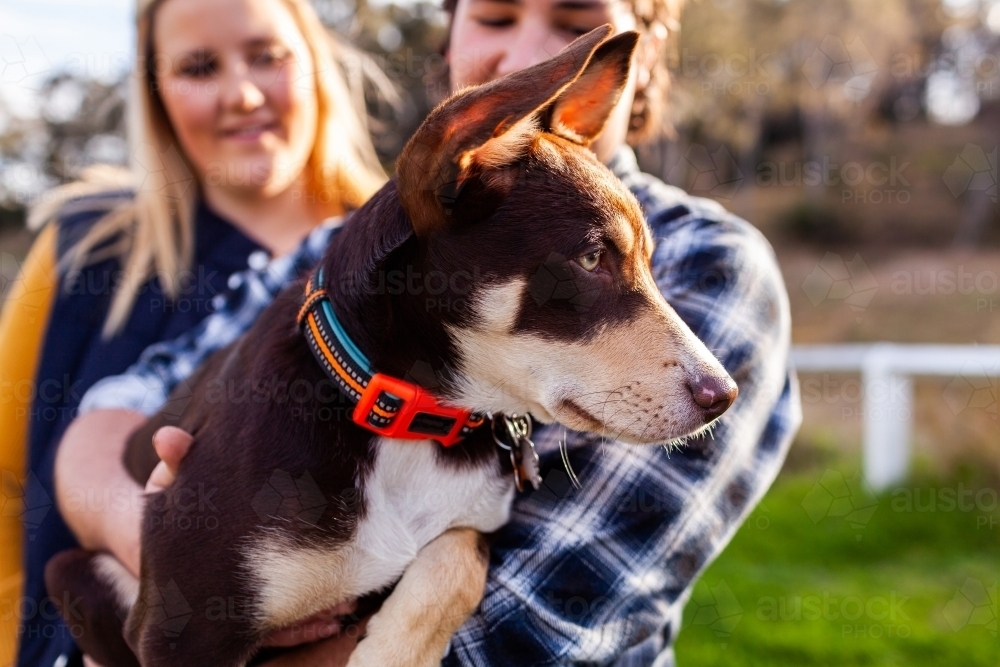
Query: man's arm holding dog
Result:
<box><xmin>67</xmin><ymin>158</ymin><xmax>800</xmax><ymax>664</ymax></box>
<box><xmin>441</xmin><ymin>175</ymin><xmax>801</xmax><ymax>664</ymax></box>
<box><xmin>56</xmin><ymin>223</ymin><xmax>338</xmax><ymax>568</ymax></box>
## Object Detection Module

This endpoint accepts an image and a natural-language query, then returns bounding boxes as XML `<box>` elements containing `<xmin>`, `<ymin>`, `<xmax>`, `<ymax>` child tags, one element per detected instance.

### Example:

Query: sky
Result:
<box><xmin>0</xmin><ymin>0</ymin><xmax>135</xmax><ymax>117</ymax></box>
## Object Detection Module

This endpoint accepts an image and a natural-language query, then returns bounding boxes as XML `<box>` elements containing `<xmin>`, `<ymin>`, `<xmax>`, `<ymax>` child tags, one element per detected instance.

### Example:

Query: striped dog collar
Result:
<box><xmin>297</xmin><ymin>270</ymin><xmax>485</xmax><ymax>447</ymax></box>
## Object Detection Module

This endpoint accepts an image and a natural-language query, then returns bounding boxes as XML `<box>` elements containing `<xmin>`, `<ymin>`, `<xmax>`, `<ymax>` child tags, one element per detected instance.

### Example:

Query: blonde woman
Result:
<box><xmin>0</xmin><ymin>0</ymin><xmax>385</xmax><ymax>664</ymax></box>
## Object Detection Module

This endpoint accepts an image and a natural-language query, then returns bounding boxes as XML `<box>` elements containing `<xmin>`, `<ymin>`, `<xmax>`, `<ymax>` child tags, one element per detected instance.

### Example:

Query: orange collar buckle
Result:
<box><xmin>353</xmin><ymin>373</ymin><xmax>478</xmax><ymax>448</ymax></box>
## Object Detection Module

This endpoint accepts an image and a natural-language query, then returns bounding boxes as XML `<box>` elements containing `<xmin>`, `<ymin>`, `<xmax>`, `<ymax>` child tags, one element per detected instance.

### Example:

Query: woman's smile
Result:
<box><xmin>219</xmin><ymin>119</ymin><xmax>281</xmax><ymax>142</ymax></box>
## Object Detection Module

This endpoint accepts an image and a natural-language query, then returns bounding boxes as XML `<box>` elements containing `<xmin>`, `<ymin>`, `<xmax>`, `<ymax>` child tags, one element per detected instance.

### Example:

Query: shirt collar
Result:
<box><xmin>606</xmin><ymin>146</ymin><xmax>642</xmax><ymax>181</ymax></box>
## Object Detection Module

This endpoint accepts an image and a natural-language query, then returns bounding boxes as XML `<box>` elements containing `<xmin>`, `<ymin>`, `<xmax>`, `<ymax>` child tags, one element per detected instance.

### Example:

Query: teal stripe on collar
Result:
<box><xmin>316</xmin><ymin>268</ymin><xmax>374</xmax><ymax>376</ymax></box>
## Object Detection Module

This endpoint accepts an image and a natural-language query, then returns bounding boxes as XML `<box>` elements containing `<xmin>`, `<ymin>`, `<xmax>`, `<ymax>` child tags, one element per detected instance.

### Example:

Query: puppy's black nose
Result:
<box><xmin>688</xmin><ymin>375</ymin><xmax>738</xmax><ymax>422</ymax></box>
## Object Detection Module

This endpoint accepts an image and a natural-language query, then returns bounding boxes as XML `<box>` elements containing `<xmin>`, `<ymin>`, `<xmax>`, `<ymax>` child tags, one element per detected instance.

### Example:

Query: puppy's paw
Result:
<box><xmin>344</xmin><ymin>624</ymin><xmax>446</xmax><ymax>667</ymax></box>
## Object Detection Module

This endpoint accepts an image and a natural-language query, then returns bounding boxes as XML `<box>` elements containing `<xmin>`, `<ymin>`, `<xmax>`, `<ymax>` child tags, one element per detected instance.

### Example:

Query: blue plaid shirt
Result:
<box><xmin>80</xmin><ymin>148</ymin><xmax>800</xmax><ymax>666</ymax></box>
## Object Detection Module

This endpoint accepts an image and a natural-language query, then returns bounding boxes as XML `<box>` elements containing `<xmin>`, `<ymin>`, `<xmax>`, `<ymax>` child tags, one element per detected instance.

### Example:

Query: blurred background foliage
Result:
<box><xmin>2</xmin><ymin>0</ymin><xmax>998</xmax><ymax>245</ymax></box>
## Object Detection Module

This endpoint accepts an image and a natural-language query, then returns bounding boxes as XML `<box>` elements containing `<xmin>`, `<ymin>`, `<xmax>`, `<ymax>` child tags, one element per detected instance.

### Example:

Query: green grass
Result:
<box><xmin>674</xmin><ymin>447</ymin><xmax>1000</xmax><ymax>667</ymax></box>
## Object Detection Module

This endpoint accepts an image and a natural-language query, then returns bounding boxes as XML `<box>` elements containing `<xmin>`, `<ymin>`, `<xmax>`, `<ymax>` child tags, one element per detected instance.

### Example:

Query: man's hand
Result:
<box><xmin>54</xmin><ymin>409</ymin><xmax>148</xmax><ymax>576</ymax></box>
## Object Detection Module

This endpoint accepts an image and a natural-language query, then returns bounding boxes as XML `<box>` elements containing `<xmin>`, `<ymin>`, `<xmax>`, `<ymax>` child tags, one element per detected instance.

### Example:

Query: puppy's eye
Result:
<box><xmin>576</xmin><ymin>250</ymin><xmax>602</xmax><ymax>272</ymax></box>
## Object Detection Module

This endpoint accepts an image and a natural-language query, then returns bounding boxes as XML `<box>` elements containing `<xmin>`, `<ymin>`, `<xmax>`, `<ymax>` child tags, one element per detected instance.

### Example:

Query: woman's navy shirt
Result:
<box><xmin>18</xmin><ymin>198</ymin><xmax>265</xmax><ymax>667</ymax></box>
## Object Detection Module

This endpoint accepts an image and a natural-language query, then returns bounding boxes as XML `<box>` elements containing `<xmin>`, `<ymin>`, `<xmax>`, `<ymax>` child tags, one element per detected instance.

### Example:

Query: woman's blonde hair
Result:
<box><xmin>30</xmin><ymin>0</ymin><xmax>387</xmax><ymax>337</ymax></box>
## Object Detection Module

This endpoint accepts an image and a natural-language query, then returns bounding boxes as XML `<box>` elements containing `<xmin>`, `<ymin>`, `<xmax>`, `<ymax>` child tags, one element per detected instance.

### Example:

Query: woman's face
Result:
<box><xmin>448</xmin><ymin>0</ymin><xmax>653</xmax><ymax>161</ymax></box>
<box><xmin>153</xmin><ymin>0</ymin><xmax>318</xmax><ymax>198</ymax></box>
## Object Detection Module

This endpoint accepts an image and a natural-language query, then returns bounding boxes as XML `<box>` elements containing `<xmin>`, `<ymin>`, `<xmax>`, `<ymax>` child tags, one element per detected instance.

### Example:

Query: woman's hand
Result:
<box><xmin>144</xmin><ymin>426</ymin><xmax>193</xmax><ymax>494</ymax></box>
<box><xmin>55</xmin><ymin>409</ymin><xmax>148</xmax><ymax>576</ymax></box>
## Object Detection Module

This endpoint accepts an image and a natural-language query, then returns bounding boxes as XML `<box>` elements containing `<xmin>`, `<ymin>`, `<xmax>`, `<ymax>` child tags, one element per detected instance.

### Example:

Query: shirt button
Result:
<box><xmin>227</xmin><ymin>273</ymin><xmax>244</xmax><ymax>290</ymax></box>
<box><xmin>248</xmin><ymin>250</ymin><xmax>270</xmax><ymax>271</ymax></box>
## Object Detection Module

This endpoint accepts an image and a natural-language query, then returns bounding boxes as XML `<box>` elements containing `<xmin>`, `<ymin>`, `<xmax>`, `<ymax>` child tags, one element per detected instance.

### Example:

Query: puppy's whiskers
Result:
<box><xmin>558</xmin><ymin>428</ymin><xmax>582</xmax><ymax>490</ymax></box>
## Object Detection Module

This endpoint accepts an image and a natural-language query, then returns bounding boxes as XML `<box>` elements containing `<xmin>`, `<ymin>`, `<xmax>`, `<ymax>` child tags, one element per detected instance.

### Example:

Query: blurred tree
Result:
<box><xmin>0</xmin><ymin>0</ymin><xmax>994</xmax><ymax>245</ymax></box>
<box><xmin>315</xmin><ymin>0</ymin><xmax>448</xmax><ymax>166</ymax></box>
<box><xmin>0</xmin><ymin>96</ymin><xmax>46</xmax><ymax>226</ymax></box>
<box><xmin>1</xmin><ymin>75</ymin><xmax>125</xmax><ymax>225</ymax></box>
<box><xmin>37</xmin><ymin>74</ymin><xmax>127</xmax><ymax>181</ymax></box>
<box><xmin>664</xmin><ymin>0</ymin><xmax>937</xmax><ymax>186</ymax></box>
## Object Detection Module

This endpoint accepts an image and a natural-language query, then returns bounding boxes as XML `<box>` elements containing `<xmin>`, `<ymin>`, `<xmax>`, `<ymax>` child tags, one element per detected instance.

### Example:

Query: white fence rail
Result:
<box><xmin>791</xmin><ymin>344</ymin><xmax>1000</xmax><ymax>491</ymax></box>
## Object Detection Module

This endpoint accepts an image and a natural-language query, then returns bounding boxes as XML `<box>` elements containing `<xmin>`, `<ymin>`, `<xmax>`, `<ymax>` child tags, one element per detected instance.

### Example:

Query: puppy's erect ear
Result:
<box><xmin>397</xmin><ymin>25</ymin><xmax>617</xmax><ymax>237</ymax></box>
<box><xmin>548</xmin><ymin>31</ymin><xmax>640</xmax><ymax>145</ymax></box>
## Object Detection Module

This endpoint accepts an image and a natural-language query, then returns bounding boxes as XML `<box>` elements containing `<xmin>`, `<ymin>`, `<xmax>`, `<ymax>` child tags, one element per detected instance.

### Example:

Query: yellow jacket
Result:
<box><xmin>0</xmin><ymin>226</ymin><xmax>58</xmax><ymax>667</ymax></box>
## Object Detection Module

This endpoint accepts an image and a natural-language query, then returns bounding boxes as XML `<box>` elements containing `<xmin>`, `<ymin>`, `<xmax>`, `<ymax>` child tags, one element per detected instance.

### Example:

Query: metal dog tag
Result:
<box><xmin>516</xmin><ymin>435</ymin><xmax>542</xmax><ymax>491</ymax></box>
<box><xmin>494</xmin><ymin>414</ymin><xmax>542</xmax><ymax>492</ymax></box>
<box><xmin>508</xmin><ymin>448</ymin><xmax>524</xmax><ymax>491</ymax></box>
<box><xmin>505</xmin><ymin>414</ymin><xmax>541</xmax><ymax>492</ymax></box>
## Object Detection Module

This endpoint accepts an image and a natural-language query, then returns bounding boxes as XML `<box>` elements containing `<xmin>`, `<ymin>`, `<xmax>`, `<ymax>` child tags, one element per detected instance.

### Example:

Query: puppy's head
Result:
<box><xmin>394</xmin><ymin>26</ymin><xmax>736</xmax><ymax>445</ymax></box>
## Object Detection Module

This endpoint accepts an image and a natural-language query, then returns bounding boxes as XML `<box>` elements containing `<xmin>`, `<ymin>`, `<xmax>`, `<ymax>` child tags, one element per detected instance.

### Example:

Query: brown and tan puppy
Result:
<box><xmin>46</xmin><ymin>26</ymin><xmax>736</xmax><ymax>667</ymax></box>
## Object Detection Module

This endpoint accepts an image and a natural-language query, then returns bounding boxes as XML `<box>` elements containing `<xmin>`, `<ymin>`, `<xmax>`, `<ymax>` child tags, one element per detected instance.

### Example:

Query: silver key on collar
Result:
<box><xmin>500</xmin><ymin>414</ymin><xmax>542</xmax><ymax>492</ymax></box>
<box><xmin>515</xmin><ymin>435</ymin><xmax>541</xmax><ymax>491</ymax></box>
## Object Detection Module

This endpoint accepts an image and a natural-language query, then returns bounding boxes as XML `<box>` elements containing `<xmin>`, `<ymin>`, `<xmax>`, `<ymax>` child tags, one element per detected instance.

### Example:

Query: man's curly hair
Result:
<box><xmin>439</xmin><ymin>0</ymin><xmax>686</xmax><ymax>144</ymax></box>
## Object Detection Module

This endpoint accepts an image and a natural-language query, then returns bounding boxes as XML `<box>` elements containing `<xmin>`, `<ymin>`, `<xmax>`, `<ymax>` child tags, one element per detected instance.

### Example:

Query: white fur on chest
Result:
<box><xmin>246</xmin><ymin>438</ymin><xmax>513</xmax><ymax>630</ymax></box>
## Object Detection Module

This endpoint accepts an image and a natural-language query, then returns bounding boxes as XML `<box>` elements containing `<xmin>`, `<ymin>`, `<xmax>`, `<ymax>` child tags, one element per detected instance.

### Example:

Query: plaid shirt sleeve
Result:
<box><xmin>442</xmin><ymin>151</ymin><xmax>801</xmax><ymax>667</ymax></box>
<box><xmin>77</xmin><ymin>223</ymin><xmax>337</xmax><ymax>416</ymax></box>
